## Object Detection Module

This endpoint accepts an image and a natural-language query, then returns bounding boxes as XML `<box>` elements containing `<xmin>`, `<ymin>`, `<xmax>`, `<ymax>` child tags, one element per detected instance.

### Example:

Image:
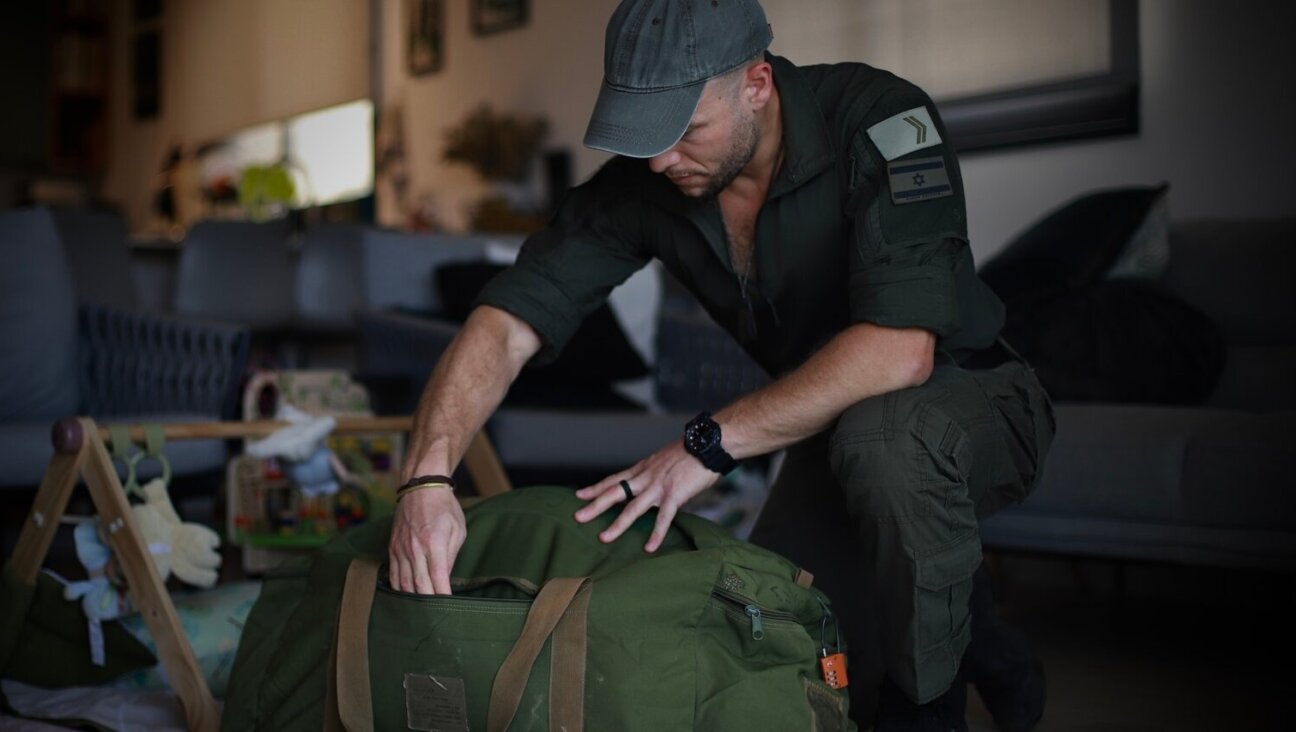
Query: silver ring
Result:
<box><xmin>619</xmin><ymin>479</ymin><xmax>634</xmax><ymax>501</ymax></box>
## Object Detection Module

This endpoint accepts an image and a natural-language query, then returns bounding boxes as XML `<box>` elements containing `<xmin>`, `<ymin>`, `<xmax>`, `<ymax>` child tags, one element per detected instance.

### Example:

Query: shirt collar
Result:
<box><xmin>765</xmin><ymin>53</ymin><xmax>836</xmax><ymax>199</ymax></box>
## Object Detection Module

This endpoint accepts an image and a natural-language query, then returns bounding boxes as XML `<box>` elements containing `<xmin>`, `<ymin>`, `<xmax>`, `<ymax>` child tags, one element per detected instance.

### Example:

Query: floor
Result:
<box><xmin>965</xmin><ymin>553</ymin><xmax>1291</xmax><ymax>731</ymax></box>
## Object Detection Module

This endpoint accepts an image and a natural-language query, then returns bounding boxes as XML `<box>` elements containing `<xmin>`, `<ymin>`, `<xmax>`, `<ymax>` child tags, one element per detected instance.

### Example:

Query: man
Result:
<box><xmin>388</xmin><ymin>1</ymin><xmax>1054</xmax><ymax>729</ymax></box>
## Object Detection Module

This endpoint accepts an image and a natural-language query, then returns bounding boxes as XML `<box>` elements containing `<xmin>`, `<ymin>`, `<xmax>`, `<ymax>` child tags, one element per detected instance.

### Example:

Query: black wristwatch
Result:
<box><xmin>683</xmin><ymin>412</ymin><xmax>739</xmax><ymax>474</ymax></box>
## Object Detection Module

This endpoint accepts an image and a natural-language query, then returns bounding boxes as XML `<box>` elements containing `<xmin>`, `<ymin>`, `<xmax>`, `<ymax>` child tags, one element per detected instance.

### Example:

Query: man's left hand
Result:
<box><xmin>574</xmin><ymin>441</ymin><xmax>720</xmax><ymax>552</ymax></box>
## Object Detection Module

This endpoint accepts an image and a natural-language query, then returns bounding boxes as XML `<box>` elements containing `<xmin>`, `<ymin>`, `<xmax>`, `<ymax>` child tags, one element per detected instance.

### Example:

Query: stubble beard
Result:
<box><xmin>679</xmin><ymin>108</ymin><xmax>760</xmax><ymax>200</ymax></box>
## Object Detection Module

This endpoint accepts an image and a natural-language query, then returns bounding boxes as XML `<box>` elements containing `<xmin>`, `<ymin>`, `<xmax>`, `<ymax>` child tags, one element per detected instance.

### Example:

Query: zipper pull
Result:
<box><xmin>744</xmin><ymin>605</ymin><xmax>765</xmax><ymax>640</ymax></box>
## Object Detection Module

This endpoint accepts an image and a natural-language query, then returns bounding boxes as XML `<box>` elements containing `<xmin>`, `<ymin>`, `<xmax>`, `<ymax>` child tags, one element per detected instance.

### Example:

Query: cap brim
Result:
<box><xmin>583</xmin><ymin>80</ymin><xmax>704</xmax><ymax>159</ymax></box>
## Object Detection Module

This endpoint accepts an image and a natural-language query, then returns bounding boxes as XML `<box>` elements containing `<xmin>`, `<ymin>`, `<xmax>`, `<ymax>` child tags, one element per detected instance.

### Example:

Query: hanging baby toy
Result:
<box><xmin>63</xmin><ymin>426</ymin><xmax>222</xmax><ymax>664</ymax></box>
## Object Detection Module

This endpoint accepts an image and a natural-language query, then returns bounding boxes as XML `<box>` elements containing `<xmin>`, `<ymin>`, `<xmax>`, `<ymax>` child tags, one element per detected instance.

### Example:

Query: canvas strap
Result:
<box><xmin>487</xmin><ymin>577</ymin><xmax>591</xmax><ymax>732</ymax></box>
<box><xmin>548</xmin><ymin>579</ymin><xmax>591</xmax><ymax>732</ymax></box>
<box><xmin>329</xmin><ymin>560</ymin><xmax>589</xmax><ymax>732</ymax></box>
<box><xmin>331</xmin><ymin>559</ymin><xmax>378</xmax><ymax>732</ymax></box>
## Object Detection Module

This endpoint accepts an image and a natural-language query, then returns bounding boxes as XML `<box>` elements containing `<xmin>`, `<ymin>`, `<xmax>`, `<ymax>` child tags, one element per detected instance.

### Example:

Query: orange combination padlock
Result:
<box><xmin>816</xmin><ymin>596</ymin><xmax>849</xmax><ymax>689</ymax></box>
<box><xmin>819</xmin><ymin>651</ymin><xmax>849</xmax><ymax>690</ymax></box>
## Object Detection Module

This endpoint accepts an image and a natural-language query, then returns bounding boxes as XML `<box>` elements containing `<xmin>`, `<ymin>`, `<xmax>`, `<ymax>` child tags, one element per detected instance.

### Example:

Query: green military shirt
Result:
<box><xmin>478</xmin><ymin>54</ymin><xmax>1005</xmax><ymax>377</ymax></box>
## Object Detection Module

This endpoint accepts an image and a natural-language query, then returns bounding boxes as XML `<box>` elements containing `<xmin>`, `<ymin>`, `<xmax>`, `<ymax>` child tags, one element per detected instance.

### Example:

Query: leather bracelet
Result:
<box><xmin>399</xmin><ymin>474</ymin><xmax>456</xmax><ymax>492</ymax></box>
<box><xmin>396</xmin><ymin>481</ymin><xmax>454</xmax><ymax>502</ymax></box>
<box><xmin>396</xmin><ymin>474</ymin><xmax>457</xmax><ymax>502</ymax></box>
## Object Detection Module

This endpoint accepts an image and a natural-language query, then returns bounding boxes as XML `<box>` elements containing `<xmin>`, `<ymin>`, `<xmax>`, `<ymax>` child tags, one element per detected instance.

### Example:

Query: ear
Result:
<box><xmin>744</xmin><ymin>61</ymin><xmax>775</xmax><ymax>110</ymax></box>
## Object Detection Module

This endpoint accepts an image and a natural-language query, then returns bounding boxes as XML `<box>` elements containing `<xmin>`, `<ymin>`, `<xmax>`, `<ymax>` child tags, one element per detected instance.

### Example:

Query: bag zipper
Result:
<box><xmin>712</xmin><ymin>588</ymin><xmax>800</xmax><ymax>641</ymax></box>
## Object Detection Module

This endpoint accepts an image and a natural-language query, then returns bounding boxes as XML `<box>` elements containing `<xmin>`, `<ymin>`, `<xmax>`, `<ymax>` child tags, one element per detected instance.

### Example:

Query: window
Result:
<box><xmin>197</xmin><ymin>99</ymin><xmax>374</xmax><ymax>211</ymax></box>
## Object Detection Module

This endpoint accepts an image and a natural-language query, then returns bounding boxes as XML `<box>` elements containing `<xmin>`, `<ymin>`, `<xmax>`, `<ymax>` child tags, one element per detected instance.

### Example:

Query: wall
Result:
<box><xmin>957</xmin><ymin>0</ymin><xmax>1296</xmax><ymax>262</ymax></box>
<box><xmin>376</xmin><ymin>0</ymin><xmax>610</xmax><ymax>230</ymax></box>
<box><xmin>382</xmin><ymin>0</ymin><xmax>1296</xmax><ymax>256</ymax></box>
<box><xmin>100</xmin><ymin>1</ymin><xmax>1294</xmax><ymax>242</ymax></box>
<box><xmin>103</xmin><ymin>0</ymin><xmax>370</xmax><ymax>233</ymax></box>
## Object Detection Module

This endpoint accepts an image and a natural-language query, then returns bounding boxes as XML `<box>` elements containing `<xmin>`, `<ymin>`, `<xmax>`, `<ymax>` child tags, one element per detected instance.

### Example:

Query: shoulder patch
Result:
<box><xmin>888</xmin><ymin>156</ymin><xmax>952</xmax><ymax>205</ymax></box>
<box><xmin>867</xmin><ymin>106</ymin><xmax>942</xmax><ymax>161</ymax></box>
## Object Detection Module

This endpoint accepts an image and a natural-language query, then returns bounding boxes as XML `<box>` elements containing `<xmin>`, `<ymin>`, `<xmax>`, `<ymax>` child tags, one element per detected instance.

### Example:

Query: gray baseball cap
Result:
<box><xmin>584</xmin><ymin>0</ymin><xmax>773</xmax><ymax>159</ymax></box>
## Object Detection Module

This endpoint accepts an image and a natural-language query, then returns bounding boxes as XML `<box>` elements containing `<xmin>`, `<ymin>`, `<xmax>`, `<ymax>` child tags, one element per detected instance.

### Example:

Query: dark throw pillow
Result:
<box><xmin>1008</xmin><ymin>280</ymin><xmax>1225</xmax><ymax>405</ymax></box>
<box><xmin>980</xmin><ymin>183</ymin><xmax>1171</xmax><ymax>308</ymax></box>
<box><xmin>435</xmin><ymin>261</ymin><xmax>649</xmax><ymax>410</ymax></box>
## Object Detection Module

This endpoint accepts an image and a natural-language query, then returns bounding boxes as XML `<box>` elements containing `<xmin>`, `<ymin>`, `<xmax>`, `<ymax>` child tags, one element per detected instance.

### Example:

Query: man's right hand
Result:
<box><xmin>388</xmin><ymin>487</ymin><xmax>466</xmax><ymax>595</ymax></box>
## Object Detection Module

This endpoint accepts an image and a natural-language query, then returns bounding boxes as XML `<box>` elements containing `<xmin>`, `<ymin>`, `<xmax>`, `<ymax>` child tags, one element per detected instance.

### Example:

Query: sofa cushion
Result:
<box><xmin>978</xmin><ymin>186</ymin><xmax>1222</xmax><ymax>404</ymax></box>
<box><xmin>359</xmin><ymin>230</ymin><xmax>493</xmax><ymax>315</ymax></box>
<box><xmin>49</xmin><ymin>208</ymin><xmax>136</xmax><ymax>309</ymax></box>
<box><xmin>175</xmin><ymin>220</ymin><xmax>295</xmax><ymax>331</ymax></box>
<box><xmin>1025</xmin><ymin>279</ymin><xmax>1224</xmax><ymax>404</ymax></box>
<box><xmin>1018</xmin><ymin>403</ymin><xmax>1207</xmax><ymax>524</ymax></box>
<box><xmin>1203</xmin><ymin>345</ymin><xmax>1296</xmax><ymax>412</ymax></box>
<box><xmin>978</xmin><ymin>513</ymin><xmax>1296</xmax><ymax>570</ymax></box>
<box><xmin>295</xmin><ymin>223</ymin><xmax>363</xmax><ymax>331</ymax></box>
<box><xmin>1161</xmin><ymin>219</ymin><xmax>1296</xmax><ymax>347</ymax></box>
<box><xmin>0</xmin><ymin>209</ymin><xmax>79</xmax><ymax>422</ymax></box>
<box><xmin>438</xmin><ymin>261</ymin><xmax>649</xmax><ymax>385</ymax></box>
<box><xmin>980</xmin><ymin>402</ymin><xmax>1296</xmax><ymax>566</ymax></box>
<box><xmin>49</xmin><ymin>208</ymin><xmax>136</xmax><ymax>308</ymax></box>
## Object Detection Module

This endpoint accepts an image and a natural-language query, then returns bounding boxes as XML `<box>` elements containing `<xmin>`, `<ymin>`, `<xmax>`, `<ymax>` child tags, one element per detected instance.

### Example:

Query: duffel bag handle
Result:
<box><xmin>326</xmin><ymin>559</ymin><xmax>591</xmax><ymax>732</ymax></box>
<box><xmin>328</xmin><ymin>559</ymin><xmax>379</xmax><ymax>732</ymax></box>
<box><xmin>488</xmin><ymin>576</ymin><xmax>592</xmax><ymax>732</ymax></box>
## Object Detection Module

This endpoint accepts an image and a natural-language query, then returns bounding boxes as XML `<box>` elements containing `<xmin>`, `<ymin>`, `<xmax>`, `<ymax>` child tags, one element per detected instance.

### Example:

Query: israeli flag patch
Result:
<box><xmin>888</xmin><ymin>156</ymin><xmax>953</xmax><ymax>205</ymax></box>
<box><xmin>867</xmin><ymin>106</ymin><xmax>942</xmax><ymax>161</ymax></box>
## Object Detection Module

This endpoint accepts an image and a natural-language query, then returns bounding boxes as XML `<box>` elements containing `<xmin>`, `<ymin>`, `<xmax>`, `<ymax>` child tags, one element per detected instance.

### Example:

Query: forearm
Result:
<box><xmin>402</xmin><ymin>306</ymin><xmax>540</xmax><ymax>481</ymax></box>
<box><xmin>714</xmin><ymin>322</ymin><xmax>934</xmax><ymax>459</ymax></box>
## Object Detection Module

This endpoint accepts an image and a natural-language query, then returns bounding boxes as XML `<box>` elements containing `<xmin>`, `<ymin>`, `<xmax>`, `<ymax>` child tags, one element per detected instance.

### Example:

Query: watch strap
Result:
<box><xmin>698</xmin><ymin>444</ymin><xmax>738</xmax><ymax>474</ymax></box>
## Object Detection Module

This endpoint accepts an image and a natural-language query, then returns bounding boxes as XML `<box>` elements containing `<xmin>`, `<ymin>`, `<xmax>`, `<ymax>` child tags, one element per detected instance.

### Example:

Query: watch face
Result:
<box><xmin>685</xmin><ymin>415</ymin><xmax>720</xmax><ymax>455</ymax></box>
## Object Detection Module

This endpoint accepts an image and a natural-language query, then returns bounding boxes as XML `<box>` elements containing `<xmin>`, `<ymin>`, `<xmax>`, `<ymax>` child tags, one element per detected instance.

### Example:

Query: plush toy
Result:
<box><xmin>247</xmin><ymin>404</ymin><xmax>352</xmax><ymax>497</ymax></box>
<box><xmin>64</xmin><ymin>474</ymin><xmax>222</xmax><ymax>618</ymax></box>
<box><xmin>138</xmin><ymin>477</ymin><xmax>222</xmax><ymax>588</ymax></box>
<box><xmin>130</xmin><ymin>483</ymin><xmax>176</xmax><ymax>582</ymax></box>
<box><xmin>64</xmin><ymin>521</ymin><xmax>133</xmax><ymax>622</ymax></box>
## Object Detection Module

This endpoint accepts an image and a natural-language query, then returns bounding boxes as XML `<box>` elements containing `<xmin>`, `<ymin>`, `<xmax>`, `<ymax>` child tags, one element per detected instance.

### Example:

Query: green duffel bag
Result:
<box><xmin>223</xmin><ymin>486</ymin><xmax>854</xmax><ymax>731</ymax></box>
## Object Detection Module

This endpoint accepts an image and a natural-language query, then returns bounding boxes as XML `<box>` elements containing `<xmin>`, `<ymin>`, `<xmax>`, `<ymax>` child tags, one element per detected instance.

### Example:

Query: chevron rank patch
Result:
<box><xmin>867</xmin><ymin>106</ymin><xmax>942</xmax><ymax>161</ymax></box>
<box><xmin>887</xmin><ymin>156</ymin><xmax>952</xmax><ymax>205</ymax></box>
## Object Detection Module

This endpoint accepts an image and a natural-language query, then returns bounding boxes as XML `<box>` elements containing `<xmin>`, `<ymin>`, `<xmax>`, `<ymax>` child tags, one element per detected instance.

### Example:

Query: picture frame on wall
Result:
<box><xmin>472</xmin><ymin>0</ymin><xmax>528</xmax><ymax>36</ymax></box>
<box><xmin>407</xmin><ymin>0</ymin><xmax>445</xmax><ymax>76</ymax></box>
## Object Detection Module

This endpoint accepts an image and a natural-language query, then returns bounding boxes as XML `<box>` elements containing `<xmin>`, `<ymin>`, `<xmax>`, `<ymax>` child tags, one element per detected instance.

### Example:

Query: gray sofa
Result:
<box><xmin>352</xmin><ymin>228</ymin><xmax>769</xmax><ymax>480</ymax></box>
<box><xmin>0</xmin><ymin>208</ymin><xmax>249</xmax><ymax>493</ymax></box>
<box><xmin>27</xmin><ymin>208</ymin><xmax>1286</xmax><ymax>572</ymax></box>
<box><xmin>980</xmin><ymin>219</ymin><xmax>1296</xmax><ymax>571</ymax></box>
<box><xmin>359</xmin><ymin>218</ymin><xmax>1295</xmax><ymax>572</ymax></box>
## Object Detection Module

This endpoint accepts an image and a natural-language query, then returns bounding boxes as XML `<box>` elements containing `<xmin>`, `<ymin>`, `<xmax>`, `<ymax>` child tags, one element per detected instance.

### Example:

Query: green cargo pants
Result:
<box><xmin>749</xmin><ymin>355</ymin><xmax>1055</xmax><ymax>716</ymax></box>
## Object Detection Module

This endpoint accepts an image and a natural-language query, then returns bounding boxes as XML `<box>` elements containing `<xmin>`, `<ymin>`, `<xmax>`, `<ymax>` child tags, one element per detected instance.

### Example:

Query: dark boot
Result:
<box><xmin>964</xmin><ymin>565</ymin><xmax>1046</xmax><ymax>732</ymax></box>
<box><xmin>874</xmin><ymin>675</ymin><xmax>968</xmax><ymax>732</ymax></box>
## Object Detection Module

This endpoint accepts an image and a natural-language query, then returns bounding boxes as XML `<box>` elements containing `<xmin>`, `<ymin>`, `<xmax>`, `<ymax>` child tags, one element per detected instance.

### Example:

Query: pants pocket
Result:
<box><xmin>911</xmin><ymin>535</ymin><xmax>981</xmax><ymax>701</ymax></box>
<box><xmin>982</xmin><ymin>363</ymin><xmax>1053</xmax><ymax>503</ymax></box>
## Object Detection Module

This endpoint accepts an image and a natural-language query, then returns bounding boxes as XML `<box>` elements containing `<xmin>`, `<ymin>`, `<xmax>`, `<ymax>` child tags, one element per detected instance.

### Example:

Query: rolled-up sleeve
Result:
<box><xmin>476</xmin><ymin>174</ymin><xmax>651</xmax><ymax>365</ymax></box>
<box><xmin>846</xmin><ymin>90</ymin><xmax>969</xmax><ymax>338</ymax></box>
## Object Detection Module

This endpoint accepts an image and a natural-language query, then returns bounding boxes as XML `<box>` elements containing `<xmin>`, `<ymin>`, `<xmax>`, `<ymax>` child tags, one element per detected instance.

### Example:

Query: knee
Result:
<box><xmin>829</xmin><ymin>391</ymin><xmax>969</xmax><ymax>522</ymax></box>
